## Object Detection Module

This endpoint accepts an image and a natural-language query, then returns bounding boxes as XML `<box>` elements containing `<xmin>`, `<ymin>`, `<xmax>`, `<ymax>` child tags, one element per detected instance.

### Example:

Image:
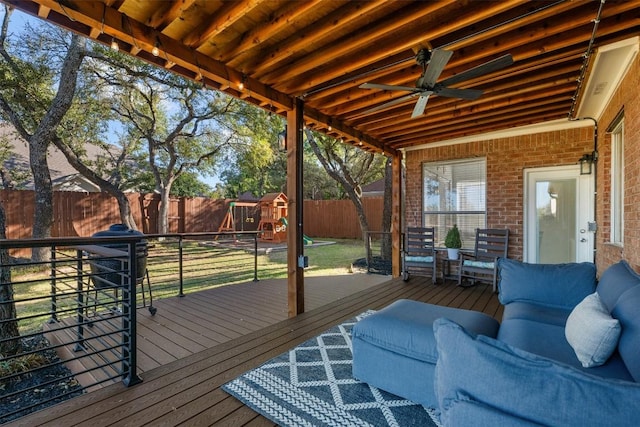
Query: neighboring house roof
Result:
<box><xmin>0</xmin><ymin>124</ymin><xmax>109</xmax><ymax>192</ymax></box>
<box><xmin>361</xmin><ymin>179</ymin><xmax>385</xmax><ymax>198</ymax></box>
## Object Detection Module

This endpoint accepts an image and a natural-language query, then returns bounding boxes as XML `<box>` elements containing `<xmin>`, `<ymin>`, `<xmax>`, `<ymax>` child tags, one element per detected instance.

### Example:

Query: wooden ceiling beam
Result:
<box><xmin>146</xmin><ymin>0</ymin><xmax>198</xmax><ymax>31</ymax></box>
<box><xmin>355</xmin><ymin>80</ymin><xmax>576</xmax><ymax>136</ymax></box>
<box><xmin>182</xmin><ymin>0</ymin><xmax>264</xmax><ymax>49</ymax></box>
<box><xmin>260</xmin><ymin>0</ymin><xmax>463</xmax><ymax>86</ymax></box>
<box><xmin>272</xmin><ymin>0</ymin><xmax>530</xmax><ymax>93</ymax></box>
<box><xmin>382</xmin><ymin>93</ymin><xmax>574</xmax><ymax>144</ymax></box>
<box><xmin>244</xmin><ymin>0</ymin><xmax>389</xmax><ymax>75</ymax></box>
<box><xmin>315</xmin><ymin>48</ymin><xmax>582</xmax><ymax>113</ymax></box>
<box><xmin>393</xmin><ymin>106</ymin><xmax>572</xmax><ymax>149</ymax></box>
<box><xmin>337</xmin><ymin>57</ymin><xmax>580</xmax><ymax>123</ymax></box>
<box><xmin>219</xmin><ymin>0</ymin><xmax>323</xmax><ymax>64</ymax></box>
<box><xmin>14</xmin><ymin>0</ymin><xmax>293</xmax><ymax>113</ymax></box>
<box><xmin>312</xmin><ymin>12</ymin><xmax>596</xmax><ymax>109</ymax></box>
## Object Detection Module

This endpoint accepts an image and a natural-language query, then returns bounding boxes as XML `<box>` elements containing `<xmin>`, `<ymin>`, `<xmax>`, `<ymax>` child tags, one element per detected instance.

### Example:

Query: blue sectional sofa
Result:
<box><xmin>352</xmin><ymin>259</ymin><xmax>640</xmax><ymax>426</ymax></box>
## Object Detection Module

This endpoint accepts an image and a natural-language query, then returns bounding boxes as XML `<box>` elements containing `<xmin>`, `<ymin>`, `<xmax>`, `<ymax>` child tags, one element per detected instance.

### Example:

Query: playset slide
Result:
<box><xmin>279</xmin><ymin>217</ymin><xmax>313</xmax><ymax>245</ymax></box>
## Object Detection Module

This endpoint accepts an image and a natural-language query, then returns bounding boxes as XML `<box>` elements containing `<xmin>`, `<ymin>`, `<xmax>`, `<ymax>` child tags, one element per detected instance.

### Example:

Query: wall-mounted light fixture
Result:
<box><xmin>579</xmin><ymin>151</ymin><xmax>597</xmax><ymax>175</ymax></box>
<box><xmin>277</xmin><ymin>126</ymin><xmax>287</xmax><ymax>152</ymax></box>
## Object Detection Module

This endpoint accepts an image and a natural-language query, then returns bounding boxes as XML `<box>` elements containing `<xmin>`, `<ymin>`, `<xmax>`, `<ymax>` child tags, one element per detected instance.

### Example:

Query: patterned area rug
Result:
<box><xmin>223</xmin><ymin>311</ymin><xmax>440</xmax><ymax>427</ymax></box>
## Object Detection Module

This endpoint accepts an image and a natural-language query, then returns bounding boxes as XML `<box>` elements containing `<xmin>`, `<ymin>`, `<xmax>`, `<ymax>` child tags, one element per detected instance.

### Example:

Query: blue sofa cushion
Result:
<box><xmin>565</xmin><ymin>292</ymin><xmax>621</xmax><ymax>368</ymax></box>
<box><xmin>612</xmin><ymin>284</ymin><xmax>640</xmax><ymax>381</ymax></box>
<box><xmin>596</xmin><ymin>260</ymin><xmax>640</xmax><ymax>312</ymax></box>
<box><xmin>497</xmin><ymin>258</ymin><xmax>596</xmax><ymax>309</ymax></box>
<box><xmin>498</xmin><ymin>307</ymin><xmax>633</xmax><ymax>380</ymax></box>
<box><xmin>352</xmin><ymin>299</ymin><xmax>499</xmax><ymax>364</ymax></box>
<box><xmin>434</xmin><ymin>319</ymin><xmax>640</xmax><ymax>427</ymax></box>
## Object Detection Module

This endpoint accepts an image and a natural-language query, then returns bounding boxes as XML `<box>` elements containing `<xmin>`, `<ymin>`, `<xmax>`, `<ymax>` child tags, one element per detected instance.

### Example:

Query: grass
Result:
<box><xmin>7</xmin><ymin>238</ymin><xmax>370</xmax><ymax>334</ymax></box>
<box><xmin>264</xmin><ymin>239</ymin><xmax>367</xmax><ymax>276</ymax></box>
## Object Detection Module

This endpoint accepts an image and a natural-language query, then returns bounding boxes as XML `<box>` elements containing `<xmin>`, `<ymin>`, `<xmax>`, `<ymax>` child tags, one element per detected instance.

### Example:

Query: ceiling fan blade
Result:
<box><xmin>422</xmin><ymin>48</ymin><xmax>453</xmax><ymax>87</ymax></box>
<box><xmin>360</xmin><ymin>82</ymin><xmax>419</xmax><ymax>92</ymax></box>
<box><xmin>435</xmin><ymin>87</ymin><xmax>483</xmax><ymax>100</ymax></box>
<box><xmin>440</xmin><ymin>54</ymin><xmax>513</xmax><ymax>87</ymax></box>
<box><xmin>411</xmin><ymin>92</ymin><xmax>432</xmax><ymax>118</ymax></box>
<box><xmin>361</xmin><ymin>93</ymin><xmax>419</xmax><ymax>115</ymax></box>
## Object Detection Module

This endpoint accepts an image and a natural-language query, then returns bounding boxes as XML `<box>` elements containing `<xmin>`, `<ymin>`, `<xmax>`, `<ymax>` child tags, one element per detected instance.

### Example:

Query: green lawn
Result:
<box><xmin>8</xmin><ymin>239</ymin><xmax>370</xmax><ymax>333</ymax></box>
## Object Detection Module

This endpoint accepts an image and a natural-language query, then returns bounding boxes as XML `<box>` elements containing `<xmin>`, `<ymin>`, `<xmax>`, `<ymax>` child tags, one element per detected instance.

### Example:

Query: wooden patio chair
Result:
<box><xmin>458</xmin><ymin>228</ymin><xmax>509</xmax><ymax>292</ymax></box>
<box><xmin>401</xmin><ymin>227</ymin><xmax>437</xmax><ymax>283</ymax></box>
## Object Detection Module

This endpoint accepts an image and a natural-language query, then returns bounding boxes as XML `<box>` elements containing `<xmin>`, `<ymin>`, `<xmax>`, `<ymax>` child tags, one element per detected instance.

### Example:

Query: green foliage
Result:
<box><xmin>444</xmin><ymin>224</ymin><xmax>462</xmax><ymax>248</ymax></box>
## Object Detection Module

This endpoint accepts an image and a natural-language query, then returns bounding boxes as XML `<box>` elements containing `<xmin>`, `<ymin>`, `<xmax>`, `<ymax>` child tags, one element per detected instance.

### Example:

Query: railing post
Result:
<box><xmin>365</xmin><ymin>232</ymin><xmax>372</xmax><ymax>273</ymax></box>
<box><xmin>49</xmin><ymin>245</ymin><xmax>57</xmax><ymax>323</ymax></box>
<box><xmin>74</xmin><ymin>249</ymin><xmax>85</xmax><ymax>351</ymax></box>
<box><xmin>253</xmin><ymin>233</ymin><xmax>259</xmax><ymax>282</ymax></box>
<box><xmin>178</xmin><ymin>236</ymin><xmax>184</xmax><ymax>297</ymax></box>
<box><xmin>122</xmin><ymin>240</ymin><xmax>142</xmax><ymax>386</ymax></box>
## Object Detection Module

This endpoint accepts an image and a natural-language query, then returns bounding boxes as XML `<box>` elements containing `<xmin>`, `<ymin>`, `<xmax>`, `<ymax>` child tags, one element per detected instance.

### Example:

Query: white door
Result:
<box><xmin>524</xmin><ymin>165</ymin><xmax>594</xmax><ymax>263</ymax></box>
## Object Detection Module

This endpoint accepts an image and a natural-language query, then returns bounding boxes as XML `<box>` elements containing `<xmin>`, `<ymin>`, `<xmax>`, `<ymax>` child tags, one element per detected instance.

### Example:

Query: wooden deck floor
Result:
<box><xmin>13</xmin><ymin>275</ymin><xmax>501</xmax><ymax>426</ymax></box>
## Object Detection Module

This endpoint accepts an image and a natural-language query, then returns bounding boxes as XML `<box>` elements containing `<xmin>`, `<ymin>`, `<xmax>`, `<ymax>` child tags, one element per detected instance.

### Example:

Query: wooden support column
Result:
<box><xmin>287</xmin><ymin>98</ymin><xmax>305</xmax><ymax>317</ymax></box>
<box><xmin>391</xmin><ymin>152</ymin><xmax>403</xmax><ymax>277</ymax></box>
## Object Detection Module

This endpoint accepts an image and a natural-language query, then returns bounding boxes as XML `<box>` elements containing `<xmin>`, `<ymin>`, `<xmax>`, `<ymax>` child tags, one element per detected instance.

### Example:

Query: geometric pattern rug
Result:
<box><xmin>223</xmin><ymin>311</ymin><xmax>441</xmax><ymax>427</ymax></box>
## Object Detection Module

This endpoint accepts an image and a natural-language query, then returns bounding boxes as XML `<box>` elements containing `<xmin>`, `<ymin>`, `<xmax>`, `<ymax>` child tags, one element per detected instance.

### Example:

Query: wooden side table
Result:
<box><xmin>441</xmin><ymin>255</ymin><xmax>461</xmax><ymax>283</ymax></box>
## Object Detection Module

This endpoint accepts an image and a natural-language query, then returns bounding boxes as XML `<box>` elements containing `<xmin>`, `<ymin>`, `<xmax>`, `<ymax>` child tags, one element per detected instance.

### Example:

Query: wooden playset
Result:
<box><xmin>256</xmin><ymin>192</ymin><xmax>288</xmax><ymax>242</ymax></box>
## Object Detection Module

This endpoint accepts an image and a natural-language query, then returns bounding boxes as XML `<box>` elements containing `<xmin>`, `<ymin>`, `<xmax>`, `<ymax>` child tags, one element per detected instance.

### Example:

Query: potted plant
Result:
<box><xmin>445</xmin><ymin>224</ymin><xmax>462</xmax><ymax>260</ymax></box>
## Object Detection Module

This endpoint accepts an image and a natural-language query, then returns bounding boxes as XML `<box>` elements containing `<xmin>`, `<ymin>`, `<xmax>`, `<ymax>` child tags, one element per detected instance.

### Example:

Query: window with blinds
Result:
<box><xmin>423</xmin><ymin>158</ymin><xmax>486</xmax><ymax>248</ymax></box>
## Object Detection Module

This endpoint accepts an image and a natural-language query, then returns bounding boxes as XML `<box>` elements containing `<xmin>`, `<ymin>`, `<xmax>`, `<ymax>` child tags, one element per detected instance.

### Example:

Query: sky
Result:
<box><xmin>5</xmin><ymin>7</ymin><xmax>221</xmax><ymax>189</ymax></box>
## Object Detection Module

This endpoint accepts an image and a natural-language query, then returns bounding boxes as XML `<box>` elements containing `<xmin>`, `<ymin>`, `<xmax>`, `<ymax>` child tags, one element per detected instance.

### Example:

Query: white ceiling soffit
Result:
<box><xmin>402</xmin><ymin>118</ymin><xmax>593</xmax><ymax>152</ymax></box>
<box><xmin>577</xmin><ymin>36</ymin><xmax>639</xmax><ymax>119</ymax></box>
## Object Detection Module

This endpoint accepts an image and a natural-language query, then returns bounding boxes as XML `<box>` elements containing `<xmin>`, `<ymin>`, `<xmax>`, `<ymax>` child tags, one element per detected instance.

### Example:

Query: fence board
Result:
<box><xmin>0</xmin><ymin>189</ymin><xmax>383</xmax><ymax>243</ymax></box>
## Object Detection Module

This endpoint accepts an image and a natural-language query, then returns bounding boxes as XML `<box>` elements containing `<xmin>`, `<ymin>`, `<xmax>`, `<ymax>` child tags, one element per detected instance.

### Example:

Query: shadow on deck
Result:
<box><xmin>15</xmin><ymin>274</ymin><xmax>501</xmax><ymax>426</ymax></box>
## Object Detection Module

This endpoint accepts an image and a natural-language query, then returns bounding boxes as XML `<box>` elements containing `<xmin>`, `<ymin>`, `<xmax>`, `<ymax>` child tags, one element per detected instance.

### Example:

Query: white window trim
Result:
<box><xmin>610</xmin><ymin>117</ymin><xmax>624</xmax><ymax>245</ymax></box>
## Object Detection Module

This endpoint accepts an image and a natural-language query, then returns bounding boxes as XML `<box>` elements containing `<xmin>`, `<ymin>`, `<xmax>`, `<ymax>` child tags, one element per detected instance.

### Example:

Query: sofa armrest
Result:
<box><xmin>434</xmin><ymin>319</ymin><xmax>640</xmax><ymax>427</ymax></box>
<box><xmin>497</xmin><ymin>258</ymin><xmax>596</xmax><ymax>309</ymax></box>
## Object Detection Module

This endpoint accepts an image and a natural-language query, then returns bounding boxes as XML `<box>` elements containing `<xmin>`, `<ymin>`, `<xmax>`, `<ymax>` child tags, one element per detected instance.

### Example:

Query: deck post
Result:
<box><xmin>391</xmin><ymin>152</ymin><xmax>403</xmax><ymax>277</ymax></box>
<box><xmin>286</xmin><ymin>98</ymin><xmax>305</xmax><ymax>317</ymax></box>
<box><xmin>122</xmin><ymin>240</ymin><xmax>142</xmax><ymax>386</ymax></box>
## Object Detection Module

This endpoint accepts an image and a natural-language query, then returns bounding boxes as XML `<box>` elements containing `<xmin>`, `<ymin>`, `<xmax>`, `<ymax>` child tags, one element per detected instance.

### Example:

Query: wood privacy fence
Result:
<box><xmin>0</xmin><ymin>189</ymin><xmax>384</xmax><ymax>241</ymax></box>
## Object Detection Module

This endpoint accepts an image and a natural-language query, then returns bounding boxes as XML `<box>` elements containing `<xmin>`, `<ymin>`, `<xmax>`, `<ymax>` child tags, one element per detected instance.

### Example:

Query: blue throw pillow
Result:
<box><xmin>497</xmin><ymin>258</ymin><xmax>596</xmax><ymax>309</ymax></box>
<box><xmin>433</xmin><ymin>318</ymin><xmax>640</xmax><ymax>427</ymax></box>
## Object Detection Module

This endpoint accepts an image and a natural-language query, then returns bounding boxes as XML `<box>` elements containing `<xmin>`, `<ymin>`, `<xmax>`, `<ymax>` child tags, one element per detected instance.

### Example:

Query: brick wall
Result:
<box><xmin>405</xmin><ymin>129</ymin><xmax>594</xmax><ymax>261</ymax></box>
<box><xmin>405</xmin><ymin>51</ymin><xmax>640</xmax><ymax>271</ymax></box>
<box><xmin>595</xmin><ymin>51</ymin><xmax>640</xmax><ymax>273</ymax></box>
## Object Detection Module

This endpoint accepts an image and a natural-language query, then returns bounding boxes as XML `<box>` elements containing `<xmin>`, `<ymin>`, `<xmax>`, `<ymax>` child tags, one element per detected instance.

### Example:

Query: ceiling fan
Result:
<box><xmin>360</xmin><ymin>48</ymin><xmax>513</xmax><ymax>118</ymax></box>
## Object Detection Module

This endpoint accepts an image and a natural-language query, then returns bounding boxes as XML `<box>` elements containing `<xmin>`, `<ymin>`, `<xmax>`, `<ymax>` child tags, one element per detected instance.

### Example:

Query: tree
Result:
<box><xmin>0</xmin><ymin>201</ymin><xmax>20</xmax><ymax>356</ymax></box>
<box><xmin>304</xmin><ymin>129</ymin><xmax>386</xmax><ymax>237</ymax></box>
<box><xmin>0</xmin><ymin>7</ymin><xmax>86</xmax><ymax>260</ymax></box>
<box><xmin>218</xmin><ymin>107</ymin><xmax>340</xmax><ymax>200</ymax></box>
<box><xmin>104</xmin><ymin>62</ymin><xmax>245</xmax><ymax>234</ymax></box>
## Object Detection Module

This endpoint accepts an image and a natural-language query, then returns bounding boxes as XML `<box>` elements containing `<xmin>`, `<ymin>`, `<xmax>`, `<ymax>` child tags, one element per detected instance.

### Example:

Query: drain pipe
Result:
<box><xmin>570</xmin><ymin>116</ymin><xmax>598</xmax><ymax>263</ymax></box>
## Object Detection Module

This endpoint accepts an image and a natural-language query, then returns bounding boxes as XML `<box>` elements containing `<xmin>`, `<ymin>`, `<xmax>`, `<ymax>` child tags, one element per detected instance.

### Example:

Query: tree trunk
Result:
<box><xmin>29</xmin><ymin>134</ymin><xmax>53</xmax><ymax>262</ymax></box>
<box><xmin>0</xmin><ymin>202</ymin><xmax>21</xmax><ymax>356</ymax></box>
<box><xmin>116</xmin><ymin>193</ymin><xmax>138</xmax><ymax>230</ymax></box>
<box><xmin>158</xmin><ymin>185</ymin><xmax>172</xmax><ymax>234</ymax></box>
<box><xmin>381</xmin><ymin>157</ymin><xmax>392</xmax><ymax>261</ymax></box>
<box><xmin>52</xmin><ymin>136</ymin><xmax>139</xmax><ymax>231</ymax></box>
<box><xmin>27</xmin><ymin>35</ymin><xmax>86</xmax><ymax>261</ymax></box>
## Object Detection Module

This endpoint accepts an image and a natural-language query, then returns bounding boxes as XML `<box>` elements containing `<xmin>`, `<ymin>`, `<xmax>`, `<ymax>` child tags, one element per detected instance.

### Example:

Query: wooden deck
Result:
<box><xmin>44</xmin><ymin>273</ymin><xmax>391</xmax><ymax>387</ymax></box>
<box><xmin>13</xmin><ymin>274</ymin><xmax>501</xmax><ymax>426</ymax></box>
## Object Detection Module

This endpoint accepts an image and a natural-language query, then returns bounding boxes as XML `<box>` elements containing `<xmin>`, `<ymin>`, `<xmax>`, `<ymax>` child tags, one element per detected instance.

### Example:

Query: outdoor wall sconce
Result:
<box><xmin>277</xmin><ymin>126</ymin><xmax>287</xmax><ymax>152</ymax></box>
<box><xmin>579</xmin><ymin>152</ymin><xmax>596</xmax><ymax>175</ymax></box>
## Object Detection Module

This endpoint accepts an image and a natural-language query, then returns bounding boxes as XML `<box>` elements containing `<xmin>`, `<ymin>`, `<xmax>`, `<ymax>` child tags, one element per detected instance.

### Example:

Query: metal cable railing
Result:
<box><xmin>0</xmin><ymin>231</ymin><xmax>261</xmax><ymax>423</ymax></box>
